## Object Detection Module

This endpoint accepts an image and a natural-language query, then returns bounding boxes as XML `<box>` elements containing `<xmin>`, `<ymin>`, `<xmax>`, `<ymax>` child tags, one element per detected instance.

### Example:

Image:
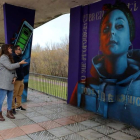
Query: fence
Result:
<box><xmin>28</xmin><ymin>73</ymin><xmax>68</xmax><ymax>100</ymax></box>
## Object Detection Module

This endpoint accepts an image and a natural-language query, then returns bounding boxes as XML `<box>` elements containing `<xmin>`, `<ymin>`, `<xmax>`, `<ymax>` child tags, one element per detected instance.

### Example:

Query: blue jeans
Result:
<box><xmin>0</xmin><ymin>89</ymin><xmax>13</xmax><ymax>112</ymax></box>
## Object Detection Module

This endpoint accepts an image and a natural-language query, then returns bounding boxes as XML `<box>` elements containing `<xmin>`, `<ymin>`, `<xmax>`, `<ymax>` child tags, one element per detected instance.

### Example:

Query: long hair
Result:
<box><xmin>0</xmin><ymin>44</ymin><xmax>14</xmax><ymax>63</ymax></box>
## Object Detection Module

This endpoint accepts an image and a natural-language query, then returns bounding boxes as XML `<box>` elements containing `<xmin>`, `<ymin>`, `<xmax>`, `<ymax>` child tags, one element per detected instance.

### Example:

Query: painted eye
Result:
<box><xmin>116</xmin><ymin>24</ymin><xmax>124</xmax><ymax>30</ymax></box>
<box><xmin>103</xmin><ymin>26</ymin><xmax>109</xmax><ymax>33</ymax></box>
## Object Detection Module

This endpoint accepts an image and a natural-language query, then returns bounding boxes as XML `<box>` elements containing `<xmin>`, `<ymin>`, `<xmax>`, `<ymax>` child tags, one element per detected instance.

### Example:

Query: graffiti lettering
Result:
<box><xmin>96</xmin><ymin>11</ymin><xmax>104</xmax><ymax>20</ymax></box>
<box><xmin>136</xmin><ymin>97</ymin><xmax>140</xmax><ymax>106</ymax></box>
<box><xmin>88</xmin><ymin>11</ymin><xmax>104</xmax><ymax>22</ymax></box>
<box><xmin>108</xmin><ymin>93</ymin><xmax>114</xmax><ymax>102</ymax></box>
<box><xmin>81</xmin><ymin>89</ymin><xmax>140</xmax><ymax>107</ymax></box>
<box><xmin>118</xmin><ymin>94</ymin><xmax>125</xmax><ymax>102</ymax></box>
<box><xmin>81</xmin><ymin>75</ymin><xmax>86</xmax><ymax>81</ymax></box>
<box><xmin>89</xmin><ymin>13</ymin><xmax>95</xmax><ymax>21</ymax></box>
<box><xmin>128</xmin><ymin>1</ymin><xmax>138</xmax><ymax>11</ymax></box>
<box><xmin>83</xmin><ymin>87</ymin><xmax>96</xmax><ymax>96</ymax></box>
<box><xmin>85</xmin><ymin>1</ymin><xmax>138</xmax><ymax>23</ymax></box>
<box><xmin>101</xmin><ymin>92</ymin><xmax>105</xmax><ymax>101</ymax></box>
<box><xmin>83</xmin><ymin>14</ymin><xmax>88</xmax><ymax>22</ymax></box>
<box><xmin>128</xmin><ymin>95</ymin><xmax>133</xmax><ymax>104</ymax></box>
<box><xmin>80</xmin><ymin>14</ymin><xmax>88</xmax><ymax>82</ymax></box>
<box><xmin>81</xmin><ymin>62</ymin><xmax>86</xmax><ymax>74</ymax></box>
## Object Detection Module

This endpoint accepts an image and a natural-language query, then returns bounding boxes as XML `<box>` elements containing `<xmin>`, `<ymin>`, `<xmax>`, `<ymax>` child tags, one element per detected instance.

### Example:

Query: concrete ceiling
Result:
<box><xmin>0</xmin><ymin>0</ymin><xmax>101</xmax><ymax>44</ymax></box>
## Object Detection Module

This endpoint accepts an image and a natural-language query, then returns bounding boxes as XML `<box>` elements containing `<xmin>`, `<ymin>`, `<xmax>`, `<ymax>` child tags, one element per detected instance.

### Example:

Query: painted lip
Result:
<box><xmin>107</xmin><ymin>40</ymin><xmax>117</xmax><ymax>46</ymax></box>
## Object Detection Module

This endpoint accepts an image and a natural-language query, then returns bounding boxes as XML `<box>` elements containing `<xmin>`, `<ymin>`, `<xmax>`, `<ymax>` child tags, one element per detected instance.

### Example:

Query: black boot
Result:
<box><xmin>0</xmin><ymin>111</ymin><xmax>5</xmax><ymax>121</ymax></box>
<box><xmin>12</xmin><ymin>109</ymin><xmax>16</xmax><ymax>114</ymax></box>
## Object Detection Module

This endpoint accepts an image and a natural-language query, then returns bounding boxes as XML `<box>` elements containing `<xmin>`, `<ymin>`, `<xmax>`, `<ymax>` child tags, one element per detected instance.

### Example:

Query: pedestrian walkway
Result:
<box><xmin>0</xmin><ymin>89</ymin><xmax>140</xmax><ymax>140</ymax></box>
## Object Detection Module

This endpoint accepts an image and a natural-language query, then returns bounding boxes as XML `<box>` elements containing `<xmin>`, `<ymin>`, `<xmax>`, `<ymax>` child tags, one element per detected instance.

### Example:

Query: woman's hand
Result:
<box><xmin>19</xmin><ymin>59</ymin><xmax>28</xmax><ymax>65</ymax></box>
<box><xmin>12</xmin><ymin>77</ymin><xmax>16</xmax><ymax>84</ymax></box>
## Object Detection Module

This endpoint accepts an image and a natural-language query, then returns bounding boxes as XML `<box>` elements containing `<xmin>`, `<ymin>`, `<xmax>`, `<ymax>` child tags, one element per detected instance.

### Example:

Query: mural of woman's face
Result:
<box><xmin>100</xmin><ymin>9</ymin><xmax>131</xmax><ymax>56</ymax></box>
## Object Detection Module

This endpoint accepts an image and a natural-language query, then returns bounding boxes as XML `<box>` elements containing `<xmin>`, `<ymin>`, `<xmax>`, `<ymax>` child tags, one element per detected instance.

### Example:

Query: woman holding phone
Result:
<box><xmin>0</xmin><ymin>44</ymin><xmax>27</xmax><ymax>121</ymax></box>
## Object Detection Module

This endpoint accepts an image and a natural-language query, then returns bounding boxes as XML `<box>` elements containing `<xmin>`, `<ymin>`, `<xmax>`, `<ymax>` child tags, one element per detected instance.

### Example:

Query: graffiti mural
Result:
<box><xmin>68</xmin><ymin>0</ymin><xmax>140</xmax><ymax>128</ymax></box>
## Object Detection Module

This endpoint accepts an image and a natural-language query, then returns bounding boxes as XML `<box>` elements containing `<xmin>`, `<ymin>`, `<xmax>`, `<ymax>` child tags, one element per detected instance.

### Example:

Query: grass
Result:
<box><xmin>28</xmin><ymin>78</ymin><xmax>67</xmax><ymax>100</ymax></box>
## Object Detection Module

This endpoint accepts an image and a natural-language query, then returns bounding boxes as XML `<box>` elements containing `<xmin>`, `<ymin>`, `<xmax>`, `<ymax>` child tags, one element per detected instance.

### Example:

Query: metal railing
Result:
<box><xmin>28</xmin><ymin>73</ymin><xmax>68</xmax><ymax>100</ymax></box>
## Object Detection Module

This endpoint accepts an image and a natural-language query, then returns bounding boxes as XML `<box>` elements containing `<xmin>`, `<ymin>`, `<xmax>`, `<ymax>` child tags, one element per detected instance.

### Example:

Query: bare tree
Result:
<box><xmin>30</xmin><ymin>36</ymin><xmax>69</xmax><ymax>77</ymax></box>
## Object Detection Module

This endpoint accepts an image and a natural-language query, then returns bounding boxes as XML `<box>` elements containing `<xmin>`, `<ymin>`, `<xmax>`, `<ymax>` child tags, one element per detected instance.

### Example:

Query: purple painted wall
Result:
<box><xmin>67</xmin><ymin>6</ymin><xmax>82</xmax><ymax>104</ymax></box>
<box><xmin>3</xmin><ymin>3</ymin><xmax>35</xmax><ymax>44</ymax></box>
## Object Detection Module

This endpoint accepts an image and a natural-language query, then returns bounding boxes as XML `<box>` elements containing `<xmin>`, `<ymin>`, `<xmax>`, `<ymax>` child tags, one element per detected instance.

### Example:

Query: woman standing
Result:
<box><xmin>0</xmin><ymin>44</ymin><xmax>27</xmax><ymax>121</ymax></box>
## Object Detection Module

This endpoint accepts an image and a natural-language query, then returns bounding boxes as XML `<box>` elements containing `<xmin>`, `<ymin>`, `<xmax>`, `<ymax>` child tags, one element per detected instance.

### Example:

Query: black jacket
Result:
<box><xmin>13</xmin><ymin>53</ymin><xmax>24</xmax><ymax>80</ymax></box>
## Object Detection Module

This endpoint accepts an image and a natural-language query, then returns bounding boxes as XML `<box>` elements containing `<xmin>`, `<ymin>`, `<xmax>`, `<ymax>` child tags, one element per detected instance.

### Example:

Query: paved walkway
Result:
<box><xmin>0</xmin><ymin>89</ymin><xmax>140</xmax><ymax>140</ymax></box>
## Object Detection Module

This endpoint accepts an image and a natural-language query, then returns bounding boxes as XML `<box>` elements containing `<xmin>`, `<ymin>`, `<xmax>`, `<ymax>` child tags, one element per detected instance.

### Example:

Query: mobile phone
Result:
<box><xmin>14</xmin><ymin>21</ymin><xmax>33</xmax><ymax>54</ymax></box>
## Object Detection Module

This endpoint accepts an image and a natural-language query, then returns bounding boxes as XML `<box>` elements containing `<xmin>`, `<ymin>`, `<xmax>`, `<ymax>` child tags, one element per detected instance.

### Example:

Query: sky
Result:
<box><xmin>32</xmin><ymin>14</ymin><xmax>70</xmax><ymax>48</ymax></box>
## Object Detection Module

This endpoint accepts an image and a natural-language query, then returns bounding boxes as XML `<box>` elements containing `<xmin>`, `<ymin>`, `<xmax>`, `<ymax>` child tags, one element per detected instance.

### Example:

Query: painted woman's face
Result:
<box><xmin>100</xmin><ymin>9</ymin><xmax>131</xmax><ymax>56</ymax></box>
